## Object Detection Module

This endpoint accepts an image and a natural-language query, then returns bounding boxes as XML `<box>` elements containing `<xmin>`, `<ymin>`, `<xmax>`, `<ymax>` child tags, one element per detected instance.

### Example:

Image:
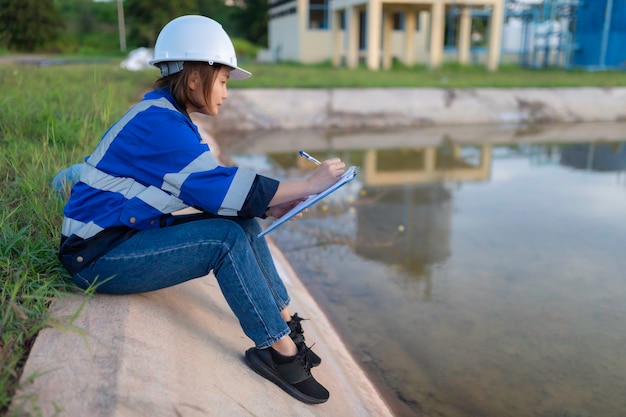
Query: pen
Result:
<box><xmin>299</xmin><ymin>150</ymin><xmax>321</xmax><ymax>166</ymax></box>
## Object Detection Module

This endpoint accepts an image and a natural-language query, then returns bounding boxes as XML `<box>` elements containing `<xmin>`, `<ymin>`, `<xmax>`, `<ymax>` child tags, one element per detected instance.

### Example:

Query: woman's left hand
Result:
<box><xmin>265</xmin><ymin>199</ymin><xmax>307</xmax><ymax>219</ymax></box>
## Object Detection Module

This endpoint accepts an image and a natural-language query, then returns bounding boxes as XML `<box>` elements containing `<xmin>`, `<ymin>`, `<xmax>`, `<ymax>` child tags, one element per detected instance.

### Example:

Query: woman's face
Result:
<box><xmin>187</xmin><ymin>66</ymin><xmax>231</xmax><ymax>116</ymax></box>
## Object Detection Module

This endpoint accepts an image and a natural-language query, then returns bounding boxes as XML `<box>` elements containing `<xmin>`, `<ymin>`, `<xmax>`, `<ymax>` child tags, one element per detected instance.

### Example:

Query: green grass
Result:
<box><xmin>237</xmin><ymin>61</ymin><xmax>626</xmax><ymax>88</ymax></box>
<box><xmin>0</xmin><ymin>62</ymin><xmax>154</xmax><ymax>415</ymax></box>
<box><xmin>0</xmin><ymin>57</ymin><xmax>624</xmax><ymax>414</ymax></box>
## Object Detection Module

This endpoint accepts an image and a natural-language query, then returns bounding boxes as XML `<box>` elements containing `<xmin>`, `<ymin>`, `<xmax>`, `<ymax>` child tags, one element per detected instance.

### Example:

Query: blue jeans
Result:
<box><xmin>71</xmin><ymin>217</ymin><xmax>292</xmax><ymax>349</ymax></box>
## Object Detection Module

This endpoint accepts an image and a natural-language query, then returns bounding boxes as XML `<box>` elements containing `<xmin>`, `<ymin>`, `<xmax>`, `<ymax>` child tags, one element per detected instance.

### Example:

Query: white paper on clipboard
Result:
<box><xmin>257</xmin><ymin>165</ymin><xmax>359</xmax><ymax>238</ymax></box>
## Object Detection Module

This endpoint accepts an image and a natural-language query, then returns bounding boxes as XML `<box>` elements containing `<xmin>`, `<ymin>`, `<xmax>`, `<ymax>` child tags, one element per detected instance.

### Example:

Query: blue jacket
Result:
<box><xmin>59</xmin><ymin>89</ymin><xmax>278</xmax><ymax>274</ymax></box>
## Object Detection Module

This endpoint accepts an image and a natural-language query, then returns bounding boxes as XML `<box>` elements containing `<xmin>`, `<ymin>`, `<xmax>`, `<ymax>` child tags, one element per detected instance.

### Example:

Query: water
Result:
<box><xmin>219</xmin><ymin>123</ymin><xmax>626</xmax><ymax>417</ymax></box>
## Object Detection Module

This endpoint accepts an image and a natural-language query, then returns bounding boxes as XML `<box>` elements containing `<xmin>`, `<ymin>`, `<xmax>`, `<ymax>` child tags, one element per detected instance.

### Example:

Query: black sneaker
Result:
<box><xmin>288</xmin><ymin>313</ymin><xmax>322</xmax><ymax>367</ymax></box>
<box><xmin>245</xmin><ymin>344</ymin><xmax>330</xmax><ymax>404</ymax></box>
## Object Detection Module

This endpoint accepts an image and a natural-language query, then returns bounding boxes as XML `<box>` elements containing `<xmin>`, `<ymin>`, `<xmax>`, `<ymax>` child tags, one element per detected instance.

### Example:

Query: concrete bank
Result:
<box><xmin>207</xmin><ymin>87</ymin><xmax>626</xmax><ymax>133</ymax></box>
<box><xmin>11</xmin><ymin>240</ymin><xmax>393</xmax><ymax>417</ymax></box>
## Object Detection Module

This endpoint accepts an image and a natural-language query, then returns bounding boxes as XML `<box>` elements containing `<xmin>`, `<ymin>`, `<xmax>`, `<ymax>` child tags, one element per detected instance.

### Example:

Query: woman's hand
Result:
<box><xmin>306</xmin><ymin>158</ymin><xmax>346</xmax><ymax>194</ymax></box>
<box><xmin>267</xmin><ymin>157</ymin><xmax>346</xmax><ymax>209</ymax></box>
<box><xmin>266</xmin><ymin>199</ymin><xmax>307</xmax><ymax>219</ymax></box>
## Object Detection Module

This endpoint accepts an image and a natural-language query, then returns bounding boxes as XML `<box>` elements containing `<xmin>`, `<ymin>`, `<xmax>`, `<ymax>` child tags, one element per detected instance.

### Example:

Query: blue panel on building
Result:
<box><xmin>606</xmin><ymin>0</ymin><xmax>626</xmax><ymax>68</ymax></box>
<box><xmin>573</xmin><ymin>0</ymin><xmax>626</xmax><ymax>69</ymax></box>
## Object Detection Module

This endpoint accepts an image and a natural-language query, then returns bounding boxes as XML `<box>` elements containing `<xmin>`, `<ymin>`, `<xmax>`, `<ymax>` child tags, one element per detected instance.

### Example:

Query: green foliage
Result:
<box><xmin>232</xmin><ymin>38</ymin><xmax>262</xmax><ymax>62</ymax></box>
<box><xmin>0</xmin><ymin>64</ymin><xmax>153</xmax><ymax>149</ymax></box>
<box><xmin>126</xmin><ymin>0</ymin><xmax>199</xmax><ymax>47</ymax></box>
<box><xmin>235</xmin><ymin>62</ymin><xmax>626</xmax><ymax>88</ymax></box>
<box><xmin>230</xmin><ymin>0</ymin><xmax>268</xmax><ymax>47</ymax></box>
<box><xmin>0</xmin><ymin>0</ymin><xmax>268</xmax><ymax>55</ymax></box>
<box><xmin>0</xmin><ymin>62</ymin><xmax>156</xmax><ymax>414</ymax></box>
<box><xmin>0</xmin><ymin>0</ymin><xmax>64</xmax><ymax>51</ymax></box>
<box><xmin>53</xmin><ymin>0</ymin><xmax>124</xmax><ymax>54</ymax></box>
<box><xmin>0</xmin><ymin>139</ymin><xmax>69</xmax><ymax>414</ymax></box>
<box><xmin>121</xmin><ymin>0</ymin><xmax>268</xmax><ymax>54</ymax></box>
<box><xmin>197</xmin><ymin>0</ymin><xmax>235</xmax><ymax>28</ymax></box>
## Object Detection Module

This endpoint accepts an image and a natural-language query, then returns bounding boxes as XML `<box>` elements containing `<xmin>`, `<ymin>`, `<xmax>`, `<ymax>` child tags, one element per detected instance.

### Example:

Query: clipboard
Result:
<box><xmin>258</xmin><ymin>165</ymin><xmax>359</xmax><ymax>238</ymax></box>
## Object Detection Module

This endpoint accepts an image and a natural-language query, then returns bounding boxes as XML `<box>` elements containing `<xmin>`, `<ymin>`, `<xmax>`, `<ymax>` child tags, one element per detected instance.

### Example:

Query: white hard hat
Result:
<box><xmin>150</xmin><ymin>15</ymin><xmax>251</xmax><ymax>80</ymax></box>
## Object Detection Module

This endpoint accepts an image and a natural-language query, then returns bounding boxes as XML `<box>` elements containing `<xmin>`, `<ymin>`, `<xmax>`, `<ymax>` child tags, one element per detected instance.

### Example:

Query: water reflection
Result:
<box><xmin>561</xmin><ymin>142</ymin><xmax>626</xmax><ymax>172</ymax></box>
<box><xmin>221</xmin><ymin>123</ymin><xmax>626</xmax><ymax>417</ymax></box>
<box><xmin>354</xmin><ymin>144</ymin><xmax>491</xmax><ymax>301</ymax></box>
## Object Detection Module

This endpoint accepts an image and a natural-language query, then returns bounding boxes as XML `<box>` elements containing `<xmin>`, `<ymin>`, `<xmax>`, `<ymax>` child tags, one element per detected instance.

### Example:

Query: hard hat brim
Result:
<box><xmin>230</xmin><ymin>66</ymin><xmax>252</xmax><ymax>80</ymax></box>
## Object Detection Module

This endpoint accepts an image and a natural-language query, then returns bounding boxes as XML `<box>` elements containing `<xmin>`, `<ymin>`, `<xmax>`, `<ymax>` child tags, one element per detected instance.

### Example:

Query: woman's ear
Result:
<box><xmin>188</xmin><ymin>70</ymin><xmax>200</xmax><ymax>91</ymax></box>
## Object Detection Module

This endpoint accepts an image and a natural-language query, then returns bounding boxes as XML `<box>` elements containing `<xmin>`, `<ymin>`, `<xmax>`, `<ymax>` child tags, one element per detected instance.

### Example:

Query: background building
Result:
<box><xmin>263</xmin><ymin>0</ymin><xmax>625</xmax><ymax>71</ymax></box>
<box><xmin>263</xmin><ymin>0</ymin><xmax>505</xmax><ymax>71</ymax></box>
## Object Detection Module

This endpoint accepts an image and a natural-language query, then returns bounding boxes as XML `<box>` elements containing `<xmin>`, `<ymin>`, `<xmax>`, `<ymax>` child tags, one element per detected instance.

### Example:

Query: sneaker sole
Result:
<box><xmin>245</xmin><ymin>348</ymin><xmax>328</xmax><ymax>404</ymax></box>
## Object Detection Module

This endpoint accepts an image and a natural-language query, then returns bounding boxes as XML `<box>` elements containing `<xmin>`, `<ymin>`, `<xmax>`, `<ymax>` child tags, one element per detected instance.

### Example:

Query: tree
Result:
<box><xmin>231</xmin><ymin>0</ymin><xmax>267</xmax><ymax>46</ymax></box>
<box><xmin>0</xmin><ymin>0</ymin><xmax>64</xmax><ymax>51</ymax></box>
<box><xmin>53</xmin><ymin>0</ymin><xmax>121</xmax><ymax>53</ymax></box>
<box><xmin>197</xmin><ymin>0</ymin><xmax>234</xmax><ymax>28</ymax></box>
<box><xmin>123</xmin><ymin>0</ymin><xmax>267</xmax><ymax>49</ymax></box>
<box><xmin>125</xmin><ymin>0</ymin><xmax>198</xmax><ymax>47</ymax></box>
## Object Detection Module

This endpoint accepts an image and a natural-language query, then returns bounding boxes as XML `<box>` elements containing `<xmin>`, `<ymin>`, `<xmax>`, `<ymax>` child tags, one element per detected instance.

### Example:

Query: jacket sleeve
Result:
<box><xmin>102</xmin><ymin>113</ymin><xmax>278</xmax><ymax>217</ymax></box>
<box><xmin>238</xmin><ymin>175</ymin><xmax>280</xmax><ymax>218</ymax></box>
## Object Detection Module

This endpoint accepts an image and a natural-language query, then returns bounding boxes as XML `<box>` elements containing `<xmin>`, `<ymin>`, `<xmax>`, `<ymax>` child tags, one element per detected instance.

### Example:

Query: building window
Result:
<box><xmin>269</xmin><ymin>6</ymin><xmax>297</xmax><ymax>20</ymax></box>
<box><xmin>359</xmin><ymin>11</ymin><xmax>366</xmax><ymax>49</ymax></box>
<box><xmin>393</xmin><ymin>11</ymin><xmax>421</xmax><ymax>31</ymax></box>
<box><xmin>309</xmin><ymin>0</ymin><xmax>329</xmax><ymax>29</ymax></box>
<box><xmin>393</xmin><ymin>12</ymin><xmax>405</xmax><ymax>31</ymax></box>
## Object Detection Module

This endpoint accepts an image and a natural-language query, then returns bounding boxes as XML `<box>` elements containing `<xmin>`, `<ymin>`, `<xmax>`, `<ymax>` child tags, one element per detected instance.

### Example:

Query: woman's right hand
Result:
<box><xmin>267</xmin><ymin>157</ymin><xmax>347</xmax><ymax>208</ymax></box>
<box><xmin>307</xmin><ymin>158</ymin><xmax>346</xmax><ymax>193</ymax></box>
